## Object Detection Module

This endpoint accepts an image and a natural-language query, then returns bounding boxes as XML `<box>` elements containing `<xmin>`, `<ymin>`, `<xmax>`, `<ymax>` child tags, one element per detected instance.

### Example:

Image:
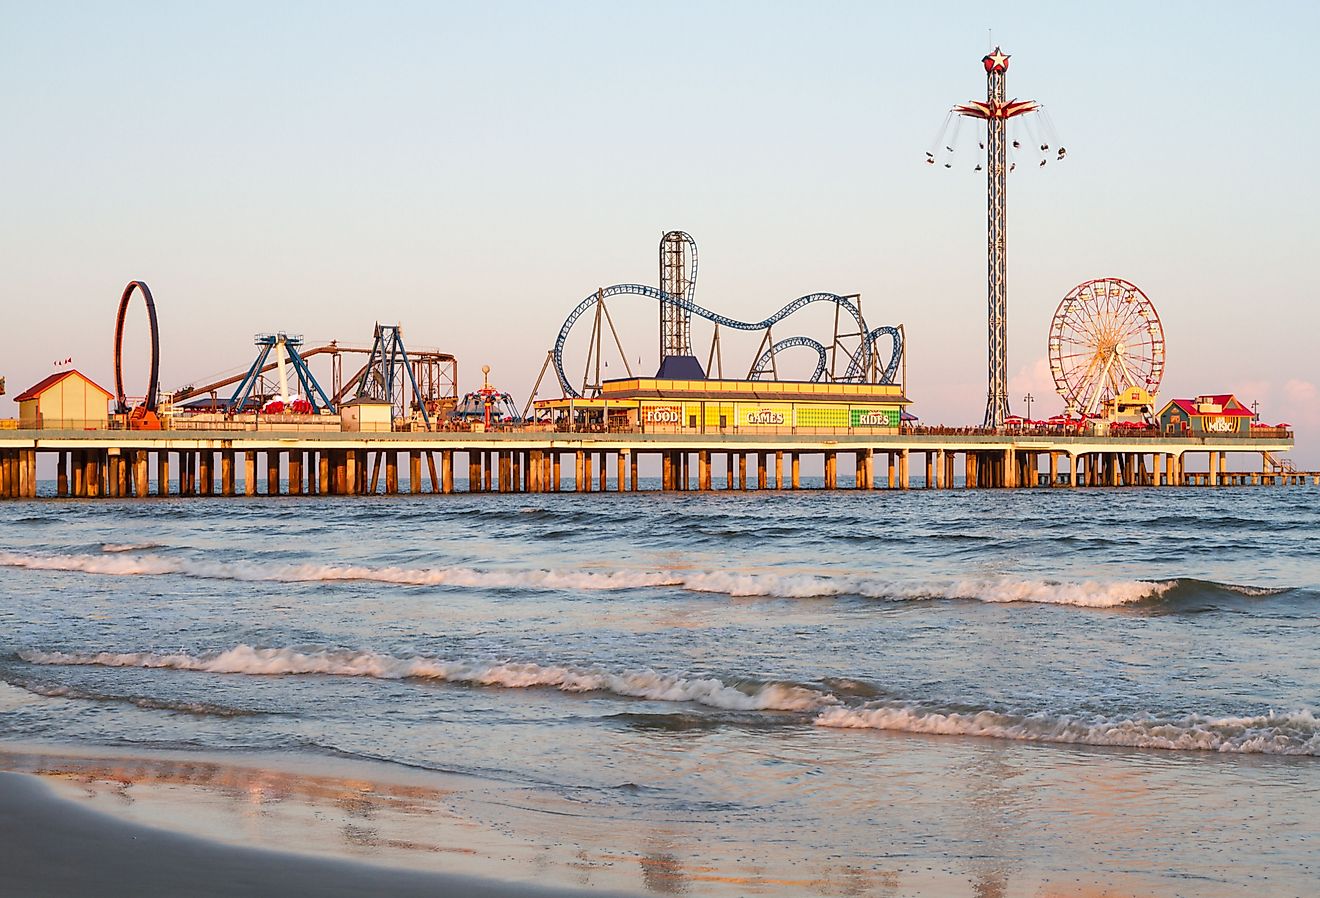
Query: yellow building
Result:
<box><xmin>1102</xmin><ymin>385</ymin><xmax>1156</xmax><ymax>424</ymax></box>
<box><xmin>535</xmin><ymin>378</ymin><xmax>909</xmax><ymax>433</ymax></box>
<box><xmin>14</xmin><ymin>370</ymin><xmax>112</xmax><ymax>429</ymax></box>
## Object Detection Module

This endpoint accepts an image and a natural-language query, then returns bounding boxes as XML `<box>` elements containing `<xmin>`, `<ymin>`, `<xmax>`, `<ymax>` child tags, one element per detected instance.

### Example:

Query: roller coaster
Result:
<box><xmin>551</xmin><ymin>232</ymin><xmax>903</xmax><ymax>399</ymax></box>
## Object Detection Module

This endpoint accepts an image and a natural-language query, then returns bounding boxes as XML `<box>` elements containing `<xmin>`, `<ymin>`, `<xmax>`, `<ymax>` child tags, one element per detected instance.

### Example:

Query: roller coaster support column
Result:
<box><xmin>426</xmin><ymin>453</ymin><xmax>439</xmax><ymax>493</ymax></box>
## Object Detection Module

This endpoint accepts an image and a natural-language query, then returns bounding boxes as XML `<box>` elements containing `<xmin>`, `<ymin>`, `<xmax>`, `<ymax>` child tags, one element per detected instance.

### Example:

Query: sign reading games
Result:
<box><xmin>850</xmin><ymin>408</ymin><xmax>898</xmax><ymax>427</ymax></box>
<box><xmin>743</xmin><ymin>408</ymin><xmax>786</xmax><ymax>426</ymax></box>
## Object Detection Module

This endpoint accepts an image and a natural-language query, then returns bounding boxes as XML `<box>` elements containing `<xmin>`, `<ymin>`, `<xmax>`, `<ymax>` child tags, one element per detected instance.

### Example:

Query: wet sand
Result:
<box><xmin>0</xmin><ymin>770</ymin><xmax>639</xmax><ymax>898</ymax></box>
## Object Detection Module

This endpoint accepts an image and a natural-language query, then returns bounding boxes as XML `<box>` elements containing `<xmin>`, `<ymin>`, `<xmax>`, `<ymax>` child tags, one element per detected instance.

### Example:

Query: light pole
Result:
<box><xmin>1023</xmin><ymin>392</ymin><xmax>1034</xmax><ymax>422</ymax></box>
<box><xmin>1251</xmin><ymin>400</ymin><xmax>1260</xmax><ymax>423</ymax></box>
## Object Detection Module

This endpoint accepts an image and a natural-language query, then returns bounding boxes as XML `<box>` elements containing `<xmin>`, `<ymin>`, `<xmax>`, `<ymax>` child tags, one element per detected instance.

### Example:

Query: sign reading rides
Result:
<box><xmin>850</xmin><ymin>408</ymin><xmax>898</xmax><ymax>427</ymax></box>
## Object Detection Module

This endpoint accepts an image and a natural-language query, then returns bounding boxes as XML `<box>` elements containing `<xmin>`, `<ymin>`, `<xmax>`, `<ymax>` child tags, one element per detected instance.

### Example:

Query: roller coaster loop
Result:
<box><xmin>113</xmin><ymin>280</ymin><xmax>160</xmax><ymax>414</ymax></box>
<box><xmin>553</xmin><ymin>284</ymin><xmax>902</xmax><ymax>398</ymax></box>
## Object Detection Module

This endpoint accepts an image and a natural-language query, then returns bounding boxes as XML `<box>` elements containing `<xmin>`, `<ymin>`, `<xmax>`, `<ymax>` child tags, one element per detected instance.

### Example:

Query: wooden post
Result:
<box><xmin>598</xmin><ymin>451</ymin><xmax>607</xmax><ymax>492</ymax></box>
<box><xmin>409</xmin><ymin>451</ymin><xmax>421</xmax><ymax>494</ymax></box>
<box><xmin>264</xmin><ymin>452</ymin><xmax>277</xmax><ymax>496</ymax></box>
<box><xmin>384</xmin><ymin>452</ymin><xmax>397</xmax><ymax>494</ymax></box>
<box><xmin>583</xmin><ymin>450</ymin><xmax>593</xmax><ymax>492</ymax></box>
<box><xmin>553</xmin><ymin>452</ymin><xmax>562</xmax><ymax>492</ymax></box>
<box><xmin>898</xmin><ymin>449</ymin><xmax>909</xmax><ymax>490</ymax></box>
<box><xmin>282</xmin><ymin>451</ymin><xmax>298</xmax><ymax>496</ymax></box>
<box><xmin>757</xmin><ymin>452</ymin><xmax>768</xmax><ymax>490</ymax></box>
<box><xmin>621</xmin><ymin>451</ymin><xmax>630</xmax><ymax>492</ymax></box>
<box><xmin>576</xmin><ymin>451</ymin><xmax>585</xmax><ymax>492</ymax></box>
<box><xmin>791</xmin><ymin>453</ymin><xmax>800</xmax><ymax>489</ymax></box>
<box><xmin>220</xmin><ymin>452</ymin><xmax>234</xmax><ymax>496</ymax></box>
<box><xmin>630</xmin><ymin>451</ymin><xmax>639</xmax><ymax>492</ymax></box>
<box><xmin>725</xmin><ymin>452</ymin><xmax>735</xmax><ymax>490</ymax></box>
<box><xmin>738</xmin><ymin>453</ymin><xmax>748</xmax><ymax>490</ymax></box>
<box><xmin>824</xmin><ymin>451</ymin><xmax>837</xmax><ymax>490</ymax></box>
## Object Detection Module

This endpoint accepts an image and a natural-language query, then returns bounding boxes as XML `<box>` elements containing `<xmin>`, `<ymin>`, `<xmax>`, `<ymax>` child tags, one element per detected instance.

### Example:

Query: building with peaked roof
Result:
<box><xmin>14</xmin><ymin>370</ymin><xmax>113</xmax><ymax>430</ymax></box>
<box><xmin>1158</xmin><ymin>394</ymin><xmax>1253</xmax><ymax>436</ymax></box>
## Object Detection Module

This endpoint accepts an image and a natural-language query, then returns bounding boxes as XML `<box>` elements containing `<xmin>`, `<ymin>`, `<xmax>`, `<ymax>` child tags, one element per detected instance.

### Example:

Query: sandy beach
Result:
<box><xmin>0</xmin><ymin>766</ymin><xmax>639</xmax><ymax>898</ymax></box>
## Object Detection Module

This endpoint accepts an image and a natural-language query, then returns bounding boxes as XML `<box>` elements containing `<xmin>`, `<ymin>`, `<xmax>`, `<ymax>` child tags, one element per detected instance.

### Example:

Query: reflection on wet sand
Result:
<box><xmin>0</xmin><ymin>738</ymin><xmax>1289</xmax><ymax>897</ymax></box>
<box><xmin>0</xmin><ymin>745</ymin><xmax>910</xmax><ymax>896</ymax></box>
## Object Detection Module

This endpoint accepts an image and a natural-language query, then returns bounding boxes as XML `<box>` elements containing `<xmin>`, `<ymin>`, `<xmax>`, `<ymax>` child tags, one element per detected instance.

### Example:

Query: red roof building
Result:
<box><xmin>1158</xmin><ymin>394</ymin><xmax>1253</xmax><ymax>436</ymax></box>
<box><xmin>15</xmin><ymin>369</ymin><xmax>113</xmax><ymax>429</ymax></box>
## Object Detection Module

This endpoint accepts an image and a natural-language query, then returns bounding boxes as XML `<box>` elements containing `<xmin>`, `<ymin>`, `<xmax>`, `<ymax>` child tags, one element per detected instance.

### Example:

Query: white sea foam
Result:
<box><xmin>18</xmin><ymin>646</ymin><xmax>836</xmax><ymax>712</ymax></box>
<box><xmin>814</xmin><ymin>703</ymin><xmax>1320</xmax><ymax>755</ymax></box>
<box><xmin>0</xmin><ymin>550</ymin><xmax>1176</xmax><ymax>607</ymax></box>
<box><xmin>100</xmin><ymin>542</ymin><xmax>163</xmax><ymax>553</ymax></box>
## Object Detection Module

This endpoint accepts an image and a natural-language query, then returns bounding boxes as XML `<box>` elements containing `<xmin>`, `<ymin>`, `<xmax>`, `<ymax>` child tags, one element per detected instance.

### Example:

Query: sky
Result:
<box><xmin>3</xmin><ymin>1</ymin><xmax>1318</xmax><ymax>463</ymax></box>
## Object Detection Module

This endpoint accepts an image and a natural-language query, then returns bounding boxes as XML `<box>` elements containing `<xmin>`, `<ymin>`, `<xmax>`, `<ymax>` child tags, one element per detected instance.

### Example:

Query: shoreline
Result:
<box><xmin>0</xmin><ymin>768</ymin><xmax>636</xmax><ymax>898</ymax></box>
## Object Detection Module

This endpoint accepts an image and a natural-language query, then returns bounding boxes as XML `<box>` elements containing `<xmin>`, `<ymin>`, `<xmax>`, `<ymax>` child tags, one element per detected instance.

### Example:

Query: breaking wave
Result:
<box><xmin>3</xmin><ymin>678</ymin><xmax>261</xmax><ymax>718</ymax></box>
<box><xmin>815</xmin><ymin>704</ymin><xmax>1320</xmax><ymax>755</ymax></box>
<box><xmin>0</xmin><ymin>549</ymin><xmax>1194</xmax><ymax>607</ymax></box>
<box><xmin>18</xmin><ymin>645</ymin><xmax>1317</xmax><ymax>754</ymax></box>
<box><xmin>17</xmin><ymin>646</ymin><xmax>836</xmax><ymax>713</ymax></box>
<box><xmin>100</xmin><ymin>542</ymin><xmax>164</xmax><ymax>553</ymax></box>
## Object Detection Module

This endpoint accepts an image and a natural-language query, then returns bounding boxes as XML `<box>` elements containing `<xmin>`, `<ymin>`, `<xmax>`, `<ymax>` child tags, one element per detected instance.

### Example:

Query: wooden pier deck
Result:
<box><xmin>0</xmin><ymin>428</ymin><xmax>1307</xmax><ymax>499</ymax></box>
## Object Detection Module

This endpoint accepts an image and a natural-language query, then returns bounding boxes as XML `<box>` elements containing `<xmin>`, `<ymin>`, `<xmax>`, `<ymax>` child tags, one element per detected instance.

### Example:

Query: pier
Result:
<box><xmin>0</xmin><ymin>428</ymin><xmax>1307</xmax><ymax>499</ymax></box>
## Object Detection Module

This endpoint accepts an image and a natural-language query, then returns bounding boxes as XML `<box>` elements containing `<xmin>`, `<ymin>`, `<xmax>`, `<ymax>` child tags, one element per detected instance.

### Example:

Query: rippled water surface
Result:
<box><xmin>2</xmin><ymin>484</ymin><xmax>1318</xmax><ymax>895</ymax></box>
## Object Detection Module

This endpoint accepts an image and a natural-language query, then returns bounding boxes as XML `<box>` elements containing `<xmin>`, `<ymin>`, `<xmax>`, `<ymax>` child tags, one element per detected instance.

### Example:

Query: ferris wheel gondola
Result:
<box><xmin>1048</xmin><ymin>277</ymin><xmax>1165</xmax><ymax>417</ymax></box>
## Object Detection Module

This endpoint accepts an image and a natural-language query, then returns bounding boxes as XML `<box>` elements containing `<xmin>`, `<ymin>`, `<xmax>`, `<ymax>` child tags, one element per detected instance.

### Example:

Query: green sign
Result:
<box><xmin>850</xmin><ymin>408</ymin><xmax>898</xmax><ymax>427</ymax></box>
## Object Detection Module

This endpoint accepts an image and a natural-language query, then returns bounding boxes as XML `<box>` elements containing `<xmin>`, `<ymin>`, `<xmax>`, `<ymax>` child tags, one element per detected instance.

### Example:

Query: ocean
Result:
<box><xmin>1</xmin><ymin>483</ymin><xmax>1317</xmax><ymax>896</ymax></box>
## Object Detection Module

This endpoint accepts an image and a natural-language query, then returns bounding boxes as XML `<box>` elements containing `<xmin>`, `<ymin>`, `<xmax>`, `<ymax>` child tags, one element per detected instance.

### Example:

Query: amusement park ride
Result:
<box><xmin>452</xmin><ymin>365</ymin><xmax>520</xmax><ymax>429</ymax></box>
<box><xmin>930</xmin><ymin>47</ymin><xmax>1065</xmax><ymax>427</ymax></box>
<box><xmin>171</xmin><ymin>321</ymin><xmax>457</xmax><ymax>423</ymax></box>
<box><xmin>1048</xmin><ymin>277</ymin><xmax>1165</xmax><ymax>419</ymax></box>
<box><xmin>525</xmin><ymin>230</ymin><xmax>905</xmax><ymax>407</ymax></box>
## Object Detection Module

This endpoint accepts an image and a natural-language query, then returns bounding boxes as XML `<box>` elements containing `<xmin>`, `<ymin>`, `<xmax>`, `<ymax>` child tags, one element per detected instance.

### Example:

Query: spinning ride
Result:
<box><xmin>1048</xmin><ymin>277</ymin><xmax>1165</xmax><ymax>417</ymax></box>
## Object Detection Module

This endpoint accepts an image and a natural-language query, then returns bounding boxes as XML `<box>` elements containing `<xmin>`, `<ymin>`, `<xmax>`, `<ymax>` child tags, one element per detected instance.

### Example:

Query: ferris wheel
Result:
<box><xmin>1048</xmin><ymin>277</ymin><xmax>1165</xmax><ymax>417</ymax></box>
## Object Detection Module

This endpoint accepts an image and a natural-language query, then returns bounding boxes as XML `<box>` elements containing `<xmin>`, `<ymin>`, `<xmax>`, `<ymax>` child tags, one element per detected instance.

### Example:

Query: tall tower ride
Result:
<box><xmin>950</xmin><ymin>48</ymin><xmax>1043</xmax><ymax>428</ymax></box>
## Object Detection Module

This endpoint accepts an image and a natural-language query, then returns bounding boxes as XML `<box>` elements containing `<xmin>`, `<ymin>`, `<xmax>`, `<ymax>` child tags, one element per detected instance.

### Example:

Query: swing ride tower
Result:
<box><xmin>951</xmin><ymin>48</ymin><xmax>1042</xmax><ymax>428</ymax></box>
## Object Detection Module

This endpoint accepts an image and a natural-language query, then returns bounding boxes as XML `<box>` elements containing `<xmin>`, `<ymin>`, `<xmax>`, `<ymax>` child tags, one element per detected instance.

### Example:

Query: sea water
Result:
<box><xmin>1</xmin><ymin>484</ymin><xmax>1317</xmax><ymax>895</ymax></box>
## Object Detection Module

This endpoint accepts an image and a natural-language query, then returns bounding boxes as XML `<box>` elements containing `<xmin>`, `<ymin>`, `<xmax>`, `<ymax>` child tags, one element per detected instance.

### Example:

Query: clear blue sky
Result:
<box><xmin>3</xmin><ymin>1</ymin><xmax>1317</xmax><ymax>461</ymax></box>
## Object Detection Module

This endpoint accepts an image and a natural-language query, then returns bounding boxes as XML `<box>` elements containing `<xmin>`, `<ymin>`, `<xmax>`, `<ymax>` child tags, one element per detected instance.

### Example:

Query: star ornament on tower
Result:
<box><xmin>984</xmin><ymin>50</ymin><xmax>1010</xmax><ymax>73</ymax></box>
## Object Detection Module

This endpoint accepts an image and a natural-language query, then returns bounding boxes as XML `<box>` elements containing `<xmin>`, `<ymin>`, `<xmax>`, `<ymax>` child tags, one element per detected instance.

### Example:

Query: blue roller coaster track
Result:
<box><xmin>552</xmin><ymin>285</ymin><xmax>903</xmax><ymax>398</ymax></box>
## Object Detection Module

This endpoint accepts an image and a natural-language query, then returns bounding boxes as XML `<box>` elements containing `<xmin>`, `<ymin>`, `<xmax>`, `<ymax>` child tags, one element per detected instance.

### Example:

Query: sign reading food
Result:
<box><xmin>643</xmin><ymin>405</ymin><xmax>682</xmax><ymax>425</ymax></box>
